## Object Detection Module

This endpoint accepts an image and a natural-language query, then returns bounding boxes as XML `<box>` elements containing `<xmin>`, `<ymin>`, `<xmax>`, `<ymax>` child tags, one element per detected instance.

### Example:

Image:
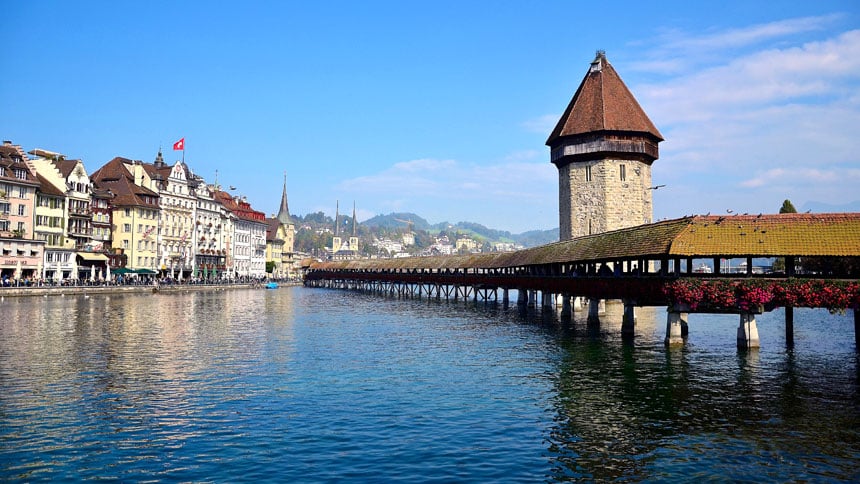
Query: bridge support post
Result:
<box><xmin>785</xmin><ymin>306</ymin><xmax>794</xmax><ymax>348</ymax></box>
<box><xmin>517</xmin><ymin>289</ymin><xmax>526</xmax><ymax>307</ymax></box>
<box><xmin>737</xmin><ymin>313</ymin><xmax>760</xmax><ymax>349</ymax></box>
<box><xmin>587</xmin><ymin>298</ymin><xmax>600</xmax><ymax>326</ymax></box>
<box><xmin>665</xmin><ymin>310</ymin><xmax>686</xmax><ymax>346</ymax></box>
<box><xmin>542</xmin><ymin>292</ymin><xmax>553</xmax><ymax>312</ymax></box>
<box><xmin>621</xmin><ymin>301</ymin><xmax>635</xmax><ymax>338</ymax></box>
<box><xmin>560</xmin><ymin>294</ymin><xmax>572</xmax><ymax>320</ymax></box>
<box><xmin>528</xmin><ymin>291</ymin><xmax>537</xmax><ymax>309</ymax></box>
<box><xmin>502</xmin><ymin>288</ymin><xmax>509</xmax><ymax>309</ymax></box>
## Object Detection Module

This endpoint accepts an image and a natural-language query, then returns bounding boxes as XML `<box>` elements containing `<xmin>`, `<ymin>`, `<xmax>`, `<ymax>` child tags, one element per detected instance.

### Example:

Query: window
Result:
<box><xmin>620</xmin><ymin>164</ymin><xmax>626</xmax><ymax>181</ymax></box>
<box><xmin>17</xmin><ymin>204</ymin><xmax>25</xmax><ymax>216</ymax></box>
<box><xmin>124</xmin><ymin>223</ymin><xmax>131</xmax><ymax>232</ymax></box>
<box><xmin>585</xmin><ymin>165</ymin><xmax>592</xmax><ymax>182</ymax></box>
<box><xmin>122</xmin><ymin>239</ymin><xmax>129</xmax><ymax>249</ymax></box>
<box><xmin>124</xmin><ymin>208</ymin><xmax>131</xmax><ymax>217</ymax></box>
<box><xmin>14</xmin><ymin>169</ymin><xmax>27</xmax><ymax>180</ymax></box>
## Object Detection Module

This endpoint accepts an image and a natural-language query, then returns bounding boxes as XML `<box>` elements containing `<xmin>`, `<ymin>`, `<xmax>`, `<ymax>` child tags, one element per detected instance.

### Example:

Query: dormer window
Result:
<box><xmin>14</xmin><ymin>169</ymin><xmax>27</xmax><ymax>180</ymax></box>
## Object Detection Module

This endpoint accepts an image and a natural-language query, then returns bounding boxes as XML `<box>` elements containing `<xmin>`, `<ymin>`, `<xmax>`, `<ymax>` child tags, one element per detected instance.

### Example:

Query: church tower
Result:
<box><xmin>331</xmin><ymin>200</ymin><xmax>341</xmax><ymax>254</ymax></box>
<box><xmin>277</xmin><ymin>172</ymin><xmax>296</xmax><ymax>265</ymax></box>
<box><xmin>348</xmin><ymin>201</ymin><xmax>359</xmax><ymax>252</ymax></box>
<box><xmin>547</xmin><ymin>51</ymin><xmax>663</xmax><ymax>241</ymax></box>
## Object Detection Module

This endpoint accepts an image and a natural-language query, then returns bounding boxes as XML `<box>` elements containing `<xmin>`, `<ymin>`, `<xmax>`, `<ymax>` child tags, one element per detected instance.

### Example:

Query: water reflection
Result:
<box><xmin>1</xmin><ymin>288</ymin><xmax>858</xmax><ymax>482</ymax></box>
<box><xmin>544</xmin><ymin>306</ymin><xmax>860</xmax><ymax>482</ymax></box>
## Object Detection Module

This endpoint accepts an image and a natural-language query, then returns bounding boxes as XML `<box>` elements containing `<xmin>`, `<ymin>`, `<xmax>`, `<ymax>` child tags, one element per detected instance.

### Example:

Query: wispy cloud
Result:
<box><xmin>337</xmin><ymin>156</ymin><xmax>558</xmax><ymax>231</ymax></box>
<box><xmin>633</xmin><ymin>17</ymin><xmax>860</xmax><ymax>218</ymax></box>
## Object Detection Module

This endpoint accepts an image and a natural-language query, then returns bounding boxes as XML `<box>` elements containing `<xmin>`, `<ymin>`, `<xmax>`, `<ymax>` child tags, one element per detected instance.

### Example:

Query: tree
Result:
<box><xmin>780</xmin><ymin>199</ymin><xmax>797</xmax><ymax>214</ymax></box>
<box><xmin>773</xmin><ymin>200</ymin><xmax>799</xmax><ymax>272</ymax></box>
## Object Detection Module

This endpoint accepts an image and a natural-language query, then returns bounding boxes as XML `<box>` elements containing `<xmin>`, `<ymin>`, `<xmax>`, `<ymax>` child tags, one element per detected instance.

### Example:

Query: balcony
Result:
<box><xmin>67</xmin><ymin>227</ymin><xmax>92</xmax><ymax>236</ymax></box>
<box><xmin>0</xmin><ymin>211</ymin><xmax>8</xmax><ymax>220</ymax></box>
<box><xmin>69</xmin><ymin>207</ymin><xmax>92</xmax><ymax>217</ymax></box>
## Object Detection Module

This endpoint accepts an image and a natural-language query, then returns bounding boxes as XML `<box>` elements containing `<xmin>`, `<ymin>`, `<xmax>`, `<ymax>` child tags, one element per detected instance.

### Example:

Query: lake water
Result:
<box><xmin>1</xmin><ymin>286</ymin><xmax>858</xmax><ymax>482</ymax></box>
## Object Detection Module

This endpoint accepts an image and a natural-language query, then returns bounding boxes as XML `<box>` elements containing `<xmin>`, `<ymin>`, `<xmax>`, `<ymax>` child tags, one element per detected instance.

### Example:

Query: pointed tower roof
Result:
<box><xmin>546</xmin><ymin>51</ymin><xmax>663</xmax><ymax>146</ymax></box>
<box><xmin>334</xmin><ymin>200</ymin><xmax>340</xmax><ymax>236</ymax></box>
<box><xmin>352</xmin><ymin>201</ymin><xmax>357</xmax><ymax>236</ymax></box>
<box><xmin>277</xmin><ymin>172</ymin><xmax>292</xmax><ymax>224</ymax></box>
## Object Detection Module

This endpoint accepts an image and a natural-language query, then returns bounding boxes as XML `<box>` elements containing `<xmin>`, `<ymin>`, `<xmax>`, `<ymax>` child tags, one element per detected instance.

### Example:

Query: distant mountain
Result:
<box><xmin>361</xmin><ymin>212</ymin><xmax>558</xmax><ymax>248</ymax></box>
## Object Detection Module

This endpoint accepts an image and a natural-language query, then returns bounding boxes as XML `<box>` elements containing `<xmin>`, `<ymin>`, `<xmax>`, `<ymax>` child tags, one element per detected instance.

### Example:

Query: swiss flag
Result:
<box><xmin>173</xmin><ymin>138</ymin><xmax>185</xmax><ymax>151</ymax></box>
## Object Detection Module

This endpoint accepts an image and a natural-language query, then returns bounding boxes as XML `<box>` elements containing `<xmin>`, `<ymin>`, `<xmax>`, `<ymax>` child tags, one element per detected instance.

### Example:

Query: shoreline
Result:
<box><xmin>0</xmin><ymin>281</ymin><xmax>302</xmax><ymax>298</ymax></box>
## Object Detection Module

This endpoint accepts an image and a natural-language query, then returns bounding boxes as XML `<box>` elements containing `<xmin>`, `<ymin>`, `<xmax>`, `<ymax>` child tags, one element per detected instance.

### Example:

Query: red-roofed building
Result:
<box><xmin>214</xmin><ymin>189</ymin><xmax>267</xmax><ymax>279</ymax></box>
<box><xmin>548</xmin><ymin>51</ymin><xmax>663</xmax><ymax>241</ymax></box>
<box><xmin>91</xmin><ymin>157</ymin><xmax>160</xmax><ymax>272</ymax></box>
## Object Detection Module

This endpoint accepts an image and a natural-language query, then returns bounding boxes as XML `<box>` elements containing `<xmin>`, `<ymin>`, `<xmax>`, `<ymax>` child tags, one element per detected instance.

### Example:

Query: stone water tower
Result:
<box><xmin>547</xmin><ymin>51</ymin><xmax>663</xmax><ymax>241</ymax></box>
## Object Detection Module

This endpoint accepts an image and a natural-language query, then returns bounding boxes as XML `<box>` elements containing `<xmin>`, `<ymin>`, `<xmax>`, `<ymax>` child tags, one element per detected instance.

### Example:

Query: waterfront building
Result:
<box><xmin>146</xmin><ymin>150</ymin><xmax>197</xmax><ymax>279</ymax></box>
<box><xmin>214</xmin><ymin>190</ymin><xmax>266</xmax><ymax>279</ymax></box>
<box><xmin>547</xmin><ymin>51</ymin><xmax>663</xmax><ymax>241</ymax></box>
<box><xmin>276</xmin><ymin>174</ymin><xmax>296</xmax><ymax>278</ymax></box>
<box><xmin>0</xmin><ymin>141</ymin><xmax>44</xmax><ymax>281</ymax></box>
<box><xmin>28</xmin><ymin>149</ymin><xmax>105</xmax><ymax>280</ymax></box>
<box><xmin>32</xmin><ymin>172</ymin><xmax>75</xmax><ymax>281</ymax></box>
<box><xmin>90</xmin><ymin>158</ymin><xmax>161</xmax><ymax>272</ymax></box>
<box><xmin>90</xmin><ymin>187</ymin><xmax>113</xmax><ymax>252</ymax></box>
<box><xmin>195</xmin><ymin>183</ymin><xmax>229</xmax><ymax>279</ymax></box>
<box><xmin>265</xmin><ymin>217</ymin><xmax>285</xmax><ymax>278</ymax></box>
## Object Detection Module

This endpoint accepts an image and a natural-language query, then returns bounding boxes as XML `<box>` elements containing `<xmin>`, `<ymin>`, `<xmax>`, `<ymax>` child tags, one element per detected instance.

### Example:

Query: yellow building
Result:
<box><xmin>90</xmin><ymin>157</ymin><xmax>160</xmax><ymax>272</ymax></box>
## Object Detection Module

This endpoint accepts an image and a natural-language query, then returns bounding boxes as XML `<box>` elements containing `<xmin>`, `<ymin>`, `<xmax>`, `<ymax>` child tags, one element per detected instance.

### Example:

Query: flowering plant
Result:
<box><xmin>663</xmin><ymin>278</ymin><xmax>860</xmax><ymax>312</ymax></box>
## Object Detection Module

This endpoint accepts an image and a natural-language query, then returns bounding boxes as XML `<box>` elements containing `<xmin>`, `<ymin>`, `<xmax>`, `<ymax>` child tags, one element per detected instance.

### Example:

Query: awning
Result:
<box><xmin>77</xmin><ymin>252</ymin><xmax>109</xmax><ymax>262</ymax></box>
<box><xmin>111</xmin><ymin>267</ymin><xmax>135</xmax><ymax>274</ymax></box>
<box><xmin>135</xmin><ymin>269</ymin><xmax>158</xmax><ymax>275</ymax></box>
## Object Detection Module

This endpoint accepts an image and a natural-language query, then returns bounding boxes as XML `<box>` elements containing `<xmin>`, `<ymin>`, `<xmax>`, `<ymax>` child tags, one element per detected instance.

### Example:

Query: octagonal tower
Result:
<box><xmin>547</xmin><ymin>51</ymin><xmax>663</xmax><ymax>241</ymax></box>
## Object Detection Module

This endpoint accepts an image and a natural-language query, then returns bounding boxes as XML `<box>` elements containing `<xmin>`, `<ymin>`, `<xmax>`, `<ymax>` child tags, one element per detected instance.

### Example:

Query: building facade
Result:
<box><xmin>0</xmin><ymin>142</ymin><xmax>43</xmax><ymax>282</ymax></box>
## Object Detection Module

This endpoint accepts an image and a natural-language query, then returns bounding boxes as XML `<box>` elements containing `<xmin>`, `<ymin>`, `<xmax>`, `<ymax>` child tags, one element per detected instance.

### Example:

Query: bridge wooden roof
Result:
<box><xmin>309</xmin><ymin>213</ymin><xmax>860</xmax><ymax>271</ymax></box>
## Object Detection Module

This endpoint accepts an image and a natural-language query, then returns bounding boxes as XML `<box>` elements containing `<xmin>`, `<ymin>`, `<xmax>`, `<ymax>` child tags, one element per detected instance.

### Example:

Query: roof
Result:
<box><xmin>310</xmin><ymin>213</ymin><xmax>860</xmax><ymax>271</ymax></box>
<box><xmin>277</xmin><ymin>174</ymin><xmax>292</xmax><ymax>225</ymax></box>
<box><xmin>266</xmin><ymin>217</ymin><xmax>284</xmax><ymax>242</ymax></box>
<box><xmin>91</xmin><ymin>157</ymin><xmax>159</xmax><ymax>208</ymax></box>
<box><xmin>0</xmin><ymin>145</ymin><xmax>40</xmax><ymax>187</ymax></box>
<box><xmin>35</xmin><ymin>173</ymin><xmax>66</xmax><ymax>197</ymax></box>
<box><xmin>546</xmin><ymin>52</ymin><xmax>663</xmax><ymax>146</ymax></box>
<box><xmin>54</xmin><ymin>158</ymin><xmax>82</xmax><ymax>178</ymax></box>
<box><xmin>214</xmin><ymin>190</ymin><xmax>266</xmax><ymax>223</ymax></box>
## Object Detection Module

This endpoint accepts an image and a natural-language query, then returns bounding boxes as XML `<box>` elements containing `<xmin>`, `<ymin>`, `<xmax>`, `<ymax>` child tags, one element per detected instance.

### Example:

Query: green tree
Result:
<box><xmin>779</xmin><ymin>199</ymin><xmax>797</xmax><ymax>213</ymax></box>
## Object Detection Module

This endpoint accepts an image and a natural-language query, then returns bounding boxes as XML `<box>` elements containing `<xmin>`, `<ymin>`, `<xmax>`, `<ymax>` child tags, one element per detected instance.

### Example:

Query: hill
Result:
<box><xmin>362</xmin><ymin>212</ymin><xmax>557</xmax><ymax>247</ymax></box>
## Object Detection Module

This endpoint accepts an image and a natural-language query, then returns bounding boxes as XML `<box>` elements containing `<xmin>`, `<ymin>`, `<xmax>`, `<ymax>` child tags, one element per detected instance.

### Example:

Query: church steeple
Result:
<box><xmin>352</xmin><ymin>201</ymin><xmax>357</xmax><ymax>236</ymax></box>
<box><xmin>334</xmin><ymin>200</ymin><xmax>340</xmax><ymax>236</ymax></box>
<box><xmin>277</xmin><ymin>172</ymin><xmax>292</xmax><ymax>224</ymax></box>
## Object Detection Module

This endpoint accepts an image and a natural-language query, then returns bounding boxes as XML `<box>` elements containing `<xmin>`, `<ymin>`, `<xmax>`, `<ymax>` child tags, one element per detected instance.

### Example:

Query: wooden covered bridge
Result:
<box><xmin>305</xmin><ymin>213</ymin><xmax>860</xmax><ymax>349</ymax></box>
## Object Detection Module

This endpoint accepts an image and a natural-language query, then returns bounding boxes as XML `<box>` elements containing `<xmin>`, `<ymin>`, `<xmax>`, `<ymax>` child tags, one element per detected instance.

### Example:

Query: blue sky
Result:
<box><xmin>3</xmin><ymin>1</ymin><xmax>858</xmax><ymax>233</ymax></box>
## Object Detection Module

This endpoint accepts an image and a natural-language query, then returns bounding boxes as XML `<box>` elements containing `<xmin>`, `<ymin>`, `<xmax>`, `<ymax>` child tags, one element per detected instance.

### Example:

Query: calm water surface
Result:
<box><xmin>1</xmin><ymin>287</ymin><xmax>858</xmax><ymax>482</ymax></box>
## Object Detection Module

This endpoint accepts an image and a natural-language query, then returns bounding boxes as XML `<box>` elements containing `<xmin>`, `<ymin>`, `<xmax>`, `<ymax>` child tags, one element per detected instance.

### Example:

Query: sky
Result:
<box><xmin>2</xmin><ymin>1</ymin><xmax>859</xmax><ymax>233</ymax></box>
